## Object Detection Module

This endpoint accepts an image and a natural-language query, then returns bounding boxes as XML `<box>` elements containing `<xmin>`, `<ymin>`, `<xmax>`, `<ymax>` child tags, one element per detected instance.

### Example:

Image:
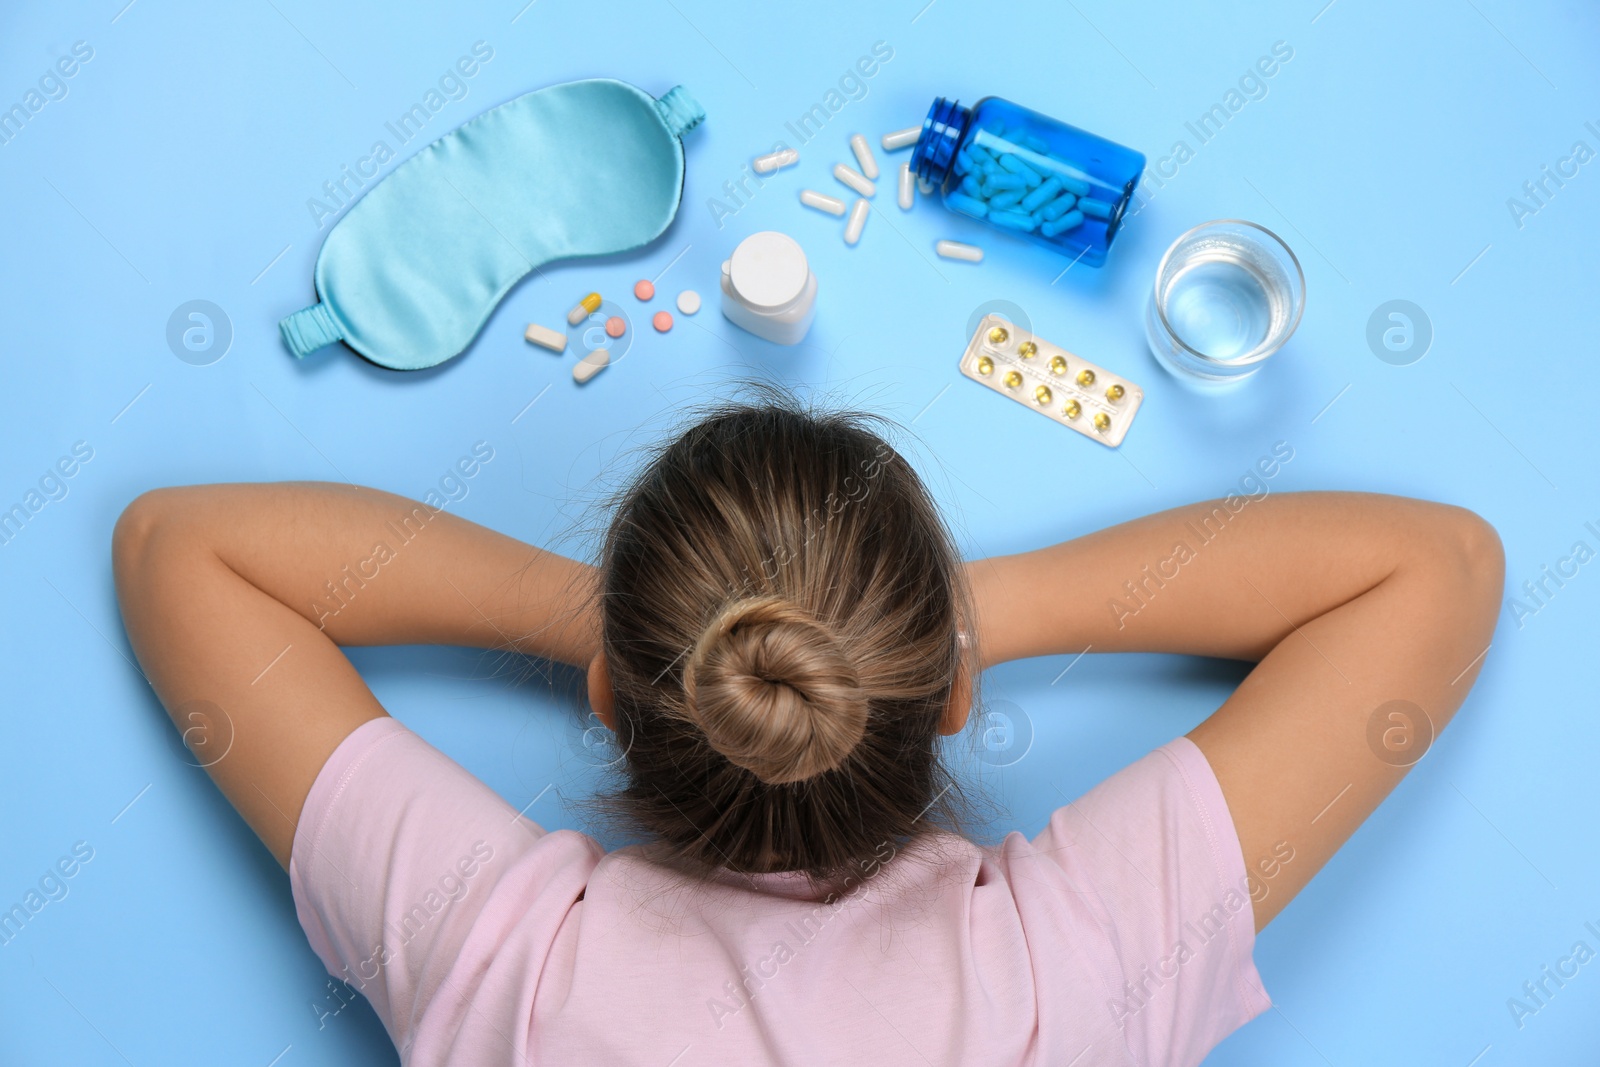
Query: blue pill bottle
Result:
<box><xmin>910</xmin><ymin>96</ymin><xmax>1146</xmax><ymax>266</ymax></box>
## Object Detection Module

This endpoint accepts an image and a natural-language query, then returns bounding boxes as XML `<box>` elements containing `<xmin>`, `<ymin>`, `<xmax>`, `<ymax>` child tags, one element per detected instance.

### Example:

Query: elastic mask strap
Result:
<box><xmin>655</xmin><ymin>86</ymin><xmax>705</xmax><ymax>139</ymax></box>
<box><xmin>279</xmin><ymin>302</ymin><xmax>346</xmax><ymax>358</ymax></box>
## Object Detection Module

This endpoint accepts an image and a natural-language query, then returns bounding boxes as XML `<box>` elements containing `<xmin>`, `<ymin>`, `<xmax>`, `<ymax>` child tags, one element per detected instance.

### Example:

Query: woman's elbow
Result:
<box><xmin>111</xmin><ymin>488</ymin><xmax>182</xmax><ymax>581</ymax></box>
<box><xmin>1439</xmin><ymin>505</ymin><xmax>1506</xmax><ymax>612</ymax></box>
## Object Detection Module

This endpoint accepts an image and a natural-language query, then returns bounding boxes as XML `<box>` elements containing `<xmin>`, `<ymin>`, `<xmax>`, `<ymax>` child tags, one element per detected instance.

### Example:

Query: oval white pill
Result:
<box><xmin>799</xmin><ymin>189</ymin><xmax>847</xmax><ymax>216</ymax></box>
<box><xmin>897</xmin><ymin>162</ymin><xmax>914</xmax><ymax>210</ymax></box>
<box><xmin>524</xmin><ymin>322</ymin><xmax>567</xmax><ymax>352</ymax></box>
<box><xmin>833</xmin><ymin>163</ymin><xmax>876</xmax><ymax>198</ymax></box>
<box><xmin>752</xmin><ymin>147</ymin><xmax>799</xmax><ymax>174</ymax></box>
<box><xmin>844</xmin><ymin>199</ymin><xmax>869</xmax><ymax>245</ymax></box>
<box><xmin>935</xmin><ymin>240</ymin><xmax>983</xmax><ymax>262</ymax></box>
<box><xmin>573</xmin><ymin>349</ymin><xmax>610</xmax><ymax>383</ymax></box>
<box><xmin>881</xmin><ymin>126</ymin><xmax>920</xmax><ymax>151</ymax></box>
<box><xmin>849</xmin><ymin>133</ymin><xmax>878</xmax><ymax>180</ymax></box>
<box><xmin>676</xmin><ymin>289</ymin><xmax>701</xmax><ymax>315</ymax></box>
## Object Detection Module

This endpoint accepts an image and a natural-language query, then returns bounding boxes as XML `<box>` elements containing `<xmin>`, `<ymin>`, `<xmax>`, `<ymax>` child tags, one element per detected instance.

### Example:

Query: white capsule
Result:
<box><xmin>833</xmin><ymin>163</ymin><xmax>876</xmax><ymax>198</ymax></box>
<box><xmin>844</xmin><ymin>199</ymin><xmax>869</xmax><ymax>245</ymax></box>
<box><xmin>573</xmin><ymin>349</ymin><xmax>610</xmax><ymax>384</ymax></box>
<box><xmin>897</xmin><ymin>162</ymin><xmax>915</xmax><ymax>210</ymax></box>
<box><xmin>935</xmin><ymin>240</ymin><xmax>983</xmax><ymax>262</ymax></box>
<box><xmin>752</xmin><ymin>147</ymin><xmax>799</xmax><ymax>174</ymax></box>
<box><xmin>799</xmin><ymin>189</ymin><xmax>847</xmax><ymax>216</ymax></box>
<box><xmin>881</xmin><ymin>126</ymin><xmax>920</xmax><ymax>151</ymax></box>
<box><xmin>523</xmin><ymin>322</ymin><xmax>567</xmax><ymax>352</ymax></box>
<box><xmin>849</xmin><ymin>133</ymin><xmax>878</xmax><ymax>180</ymax></box>
<box><xmin>917</xmin><ymin>176</ymin><xmax>935</xmax><ymax>195</ymax></box>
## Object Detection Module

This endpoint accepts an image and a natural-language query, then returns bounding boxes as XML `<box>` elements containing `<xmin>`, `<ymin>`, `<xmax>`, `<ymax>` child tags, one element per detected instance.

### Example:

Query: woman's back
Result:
<box><xmin>291</xmin><ymin>718</ymin><xmax>1267</xmax><ymax>1066</ymax></box>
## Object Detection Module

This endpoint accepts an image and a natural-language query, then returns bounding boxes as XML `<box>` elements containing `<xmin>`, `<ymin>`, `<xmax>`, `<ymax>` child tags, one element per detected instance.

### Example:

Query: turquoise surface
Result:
<box><xmin>1</xmin><ymin>0</ymin><xmax>1596</xmax><ymax>1063</ymax></box>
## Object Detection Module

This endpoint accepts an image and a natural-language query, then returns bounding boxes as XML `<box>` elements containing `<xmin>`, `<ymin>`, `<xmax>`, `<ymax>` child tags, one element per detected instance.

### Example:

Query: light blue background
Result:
<box><xmin>2</xmin><ymin>0</ymin><xmax>1596</xmax><ymax>1063</ymax></box>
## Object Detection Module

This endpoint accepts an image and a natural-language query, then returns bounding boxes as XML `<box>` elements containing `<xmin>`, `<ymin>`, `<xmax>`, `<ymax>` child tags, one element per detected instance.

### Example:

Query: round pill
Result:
<box><xmin>1049</xmin><ymin>355</ymin><xmax>1068</xmax><ymax>375</ymax></box>
<box><xmin>1018</xmin><ymin>341</ymin><xmax>1038</xmax><ymax>358</ymax></box>
<box><xmin>652</xmin><ymin>311</ymin><xmax>673</xmax><ymax>332</ymax></box>
<box><xmin>633</xmin><ymin>279</ymin><xmax>655</xmax><ymax>301</ymax></box>
<box><xmin>987</xmin><ymin>326</ymin><xmax>1009</xmax><ymax>344</ymax></box>
<box><xmin>604</xmin><ymin>316</ymin><xmax>626</xmax><ymax>338</ymax></box>
<box><xmin>1106</xmin><ymin>383</ymin><xmax>1126</xmax><ymax>402</ymax></box>
<box><xmin>1076</xmin><ymin>368</ymin><xmax>1096</xmax><ymax>386</ymax></box>
<box><xmin>977</xmin><ymin>355</ymin><xmax>994</xmax><ymax>375</ymax></box>
<box><xmin>1063</xmin><ymin>400</ymin><xmax>1082</xmax><ymax>420</ymax></box>
<box><xmin>1003</xmin><ymin>370</ymin><xmax>1022</xmax><ymax>389</ymax></box>
<box><xmin>1094</xmin><ymin>413</ymin><xmax>1112</xmax><ymax>433</ymax></box>
<box><xmin>676</xmin><ymin>290</ymin><xmax>701</xmax><ymax>315</ymax></box>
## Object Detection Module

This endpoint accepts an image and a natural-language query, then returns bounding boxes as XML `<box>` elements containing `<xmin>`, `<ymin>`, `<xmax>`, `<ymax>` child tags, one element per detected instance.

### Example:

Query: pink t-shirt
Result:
<box><xmin>291</xmin><ymin>717</ymin><xmax>1270</xmax><ymax>1066</ymax></box>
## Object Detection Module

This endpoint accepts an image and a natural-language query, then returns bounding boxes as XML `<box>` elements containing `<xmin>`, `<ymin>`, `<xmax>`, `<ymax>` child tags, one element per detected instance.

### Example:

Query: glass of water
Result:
<box><xmin>1144</xmin><ymin>219</ymin><xmax>1305</xmax><ymax>389</ymax></box>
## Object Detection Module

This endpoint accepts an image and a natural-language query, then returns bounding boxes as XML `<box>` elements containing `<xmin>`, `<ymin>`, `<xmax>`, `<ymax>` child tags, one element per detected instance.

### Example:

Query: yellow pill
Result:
<box><xmin>1105</xmin><ymin>383</ymin><xmax>1125</xmax><ymax>402</ymax></box>
<box><xmin>1094</xmin><ymin>413</ymin><xmax>1111</xmax><ymax>433</ymax></box>
<box><xmin>988</xmin><ymin>326</ymin><xmax>1009</xmax><ymax>345</ymax></box>
<box><xmin>1062</xmin><ymin>400</ymin><xmax>1081</xmax><ymax>419</ymax></box>
<box><xmin>1076</xmin><ymin>368</ymin><xmax>1096</xmax><ymax>387</ymax></box>
<box><xmin>1049</xmin><ymin>355</ymin><xmax>1067</xmax><ymax>375</ymax></box>
<box><xmin>567</xmin><ymin>291</ymin><xmax>603</xmax><ymax>326</ymax></box>
<box><xmin>1018</xmin><ymin>341</ymin><xmax>1038</xmax><ymax>358</ymax></box>
<box><xmin>1034</xmin><ymin>384</ymin><xmax>1052</xmax><ymax>405</ymax></box>
<box><xmin>1003</xmin><ymin>370</ymin><xmax>1023</xmax><ymax>388</ymax></box>
<box><xmin>977</xmin><ymin>355</ymin><xmax>994</xmax><ymax>375</ymax></box>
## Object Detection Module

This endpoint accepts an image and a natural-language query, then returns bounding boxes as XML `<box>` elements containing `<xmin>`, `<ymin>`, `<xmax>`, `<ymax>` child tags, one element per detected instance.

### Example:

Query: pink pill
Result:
<box><xmin>652</xmin><ymin>311</ymin><xmax>673</xmax><ymax>333</ymax></box>
<box><xmin>604</xmin><ymin>316</ymin><xmax>626</xmax><ymax>338</ymax></box>
<box><xmin>633</xmin><ymin>279</ymin><xmax>655</xmax><ymax>301</ymax></box>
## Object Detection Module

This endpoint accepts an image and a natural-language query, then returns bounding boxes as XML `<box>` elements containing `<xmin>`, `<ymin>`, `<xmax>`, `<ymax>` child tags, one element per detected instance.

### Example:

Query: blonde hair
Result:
<box><xmin>598</xmin><ymin>395</ymin><xmax>972</xmax><ymax>877</ymax></box>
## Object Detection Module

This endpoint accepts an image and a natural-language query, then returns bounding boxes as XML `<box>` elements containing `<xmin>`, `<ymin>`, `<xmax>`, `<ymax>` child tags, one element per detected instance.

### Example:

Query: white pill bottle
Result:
<box><xmin>719</xmin><ymin>231</ymin><xmax>817</xmax><ymax>345</ymax></box>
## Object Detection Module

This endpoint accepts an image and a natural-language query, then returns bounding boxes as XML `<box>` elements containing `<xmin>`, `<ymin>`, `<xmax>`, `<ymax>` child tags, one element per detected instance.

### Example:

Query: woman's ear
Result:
<box><xmin>587</xmin><ymin>649</ymin><xmax>616</xmax><ymax>731</ymax></box>
<box><xmin>938</xmin><ymin>656</ymin><xmax>972</xmax><ymax>736</ymax></box>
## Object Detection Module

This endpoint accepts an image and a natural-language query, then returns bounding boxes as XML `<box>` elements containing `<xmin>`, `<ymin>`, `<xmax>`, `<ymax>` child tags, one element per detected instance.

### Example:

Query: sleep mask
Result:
<box><xmin>280</xmin><ymin>79</ymin><xmax>704</xmax><ymax>370</ymax></box>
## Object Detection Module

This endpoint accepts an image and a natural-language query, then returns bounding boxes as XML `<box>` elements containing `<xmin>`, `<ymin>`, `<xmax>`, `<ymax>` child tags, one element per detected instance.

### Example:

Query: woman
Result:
<box><xmin>112</xmin><ymin>398</ymin><xmax>1503</xmax><ymax>1066</ymax></box>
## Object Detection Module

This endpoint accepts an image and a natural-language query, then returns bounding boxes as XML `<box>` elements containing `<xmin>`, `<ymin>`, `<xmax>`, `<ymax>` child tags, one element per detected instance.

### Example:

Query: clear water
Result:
<box><xmin>1163</xmin><ymin>255</ymin><xmax>1273</xmax><ymax>361</ymax></box>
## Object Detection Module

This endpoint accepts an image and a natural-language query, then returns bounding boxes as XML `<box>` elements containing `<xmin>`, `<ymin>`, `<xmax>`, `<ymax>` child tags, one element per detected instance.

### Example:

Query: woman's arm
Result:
<box><xmin>112</xmin><ymin>482</ymin><xmax>598</xmax><ymax>868</ymax></box>
<box><xmin>128</xmin><ymin>481</ymin><xmax>600</xmax><ymax>663</ymax></box>
<box><xmin>966</xmin><ymin>490</ymin><xmax>1504</xmax><ymax>930</ymax></box>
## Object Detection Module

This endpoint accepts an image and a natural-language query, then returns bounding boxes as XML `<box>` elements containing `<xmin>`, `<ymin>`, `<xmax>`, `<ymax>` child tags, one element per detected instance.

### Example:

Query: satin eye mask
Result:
<box><xmin>280</xmin><ymin>79</ymin><xmax>704</xmax><ymax>370</ymax></box>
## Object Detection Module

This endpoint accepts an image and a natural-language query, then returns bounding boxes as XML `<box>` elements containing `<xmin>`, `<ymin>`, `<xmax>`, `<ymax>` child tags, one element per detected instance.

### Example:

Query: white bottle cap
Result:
<box><xmin>728</xmin><ymin>231</ymin><xmax>810</xmax><ymax>312</ymax></box>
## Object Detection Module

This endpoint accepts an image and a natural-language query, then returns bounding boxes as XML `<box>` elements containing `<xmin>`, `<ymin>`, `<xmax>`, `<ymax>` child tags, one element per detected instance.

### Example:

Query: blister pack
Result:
<box><xmin>958</xmin><ymin>314</ymin><xmax>1143</xmax><ymax>447</ymax></box>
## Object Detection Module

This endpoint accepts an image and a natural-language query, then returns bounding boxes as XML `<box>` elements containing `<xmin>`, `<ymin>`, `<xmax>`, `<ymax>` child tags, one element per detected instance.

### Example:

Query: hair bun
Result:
<box><xmin>682</xmin><ymin>596</ymin><xmax>869</xmax><ymax>785</ymax></box>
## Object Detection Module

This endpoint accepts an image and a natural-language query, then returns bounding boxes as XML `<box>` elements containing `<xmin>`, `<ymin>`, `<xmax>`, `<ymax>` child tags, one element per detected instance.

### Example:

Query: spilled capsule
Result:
<box><xmin>850</xmin><ymin>133</ymin><xmax>879</xmax><ymax>180</ymax></box>
<box><xmin>881</xmin><ymin>126</ymin><xmax>920</xmax><ymax>150</ymax></box>
<box><xmin>799</xmin><ymin>189</ymin><xmax>847</xmax><ymax>216</ymax></box>
<box><xmin>844</xmin><ymin>198</ymin><xmax>869</xmax><ymax>245</ymax></box>
<box><xmin>752</xmin><ymin>147</ymin><xmax>799</xmax><ymax>173</ymax></box>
